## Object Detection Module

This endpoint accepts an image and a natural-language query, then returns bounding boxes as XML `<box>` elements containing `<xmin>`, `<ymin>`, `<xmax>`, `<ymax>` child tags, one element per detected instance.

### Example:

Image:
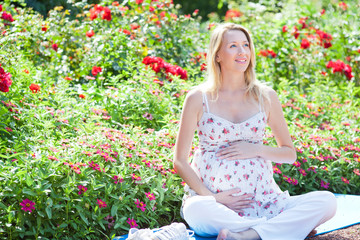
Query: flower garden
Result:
<box><xmin>0</xmin><ymin>0</ymin><xmax>359</xmax><ymax>239</ymax></box>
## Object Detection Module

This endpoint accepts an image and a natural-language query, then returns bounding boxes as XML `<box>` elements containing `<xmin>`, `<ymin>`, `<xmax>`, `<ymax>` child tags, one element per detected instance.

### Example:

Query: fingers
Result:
<box><xmin>216</xmin><ymin>148</ymin><xmax>242</xmax><ymax>160</ymax></box>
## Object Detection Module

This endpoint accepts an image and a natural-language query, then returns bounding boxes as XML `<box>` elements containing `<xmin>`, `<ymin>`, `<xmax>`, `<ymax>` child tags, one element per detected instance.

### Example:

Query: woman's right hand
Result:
<box><xmin>213</xmin><ymin>188</ymin><xmax>255</xmax><ymax>213</ymax></box>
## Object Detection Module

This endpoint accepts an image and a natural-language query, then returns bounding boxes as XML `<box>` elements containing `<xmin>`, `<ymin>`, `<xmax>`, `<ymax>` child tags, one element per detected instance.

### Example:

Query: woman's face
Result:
<box><xmin>216</xmin><ymin>30</ymin><xmax>251</xmax><ymax>73</ymax></box>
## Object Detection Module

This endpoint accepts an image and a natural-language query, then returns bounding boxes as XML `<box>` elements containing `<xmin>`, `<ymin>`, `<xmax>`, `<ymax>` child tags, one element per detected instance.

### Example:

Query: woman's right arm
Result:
<box><xmin>173</xmin><ymin>90</ymin><xmax>214</xmax><ymax>196</ymax></box>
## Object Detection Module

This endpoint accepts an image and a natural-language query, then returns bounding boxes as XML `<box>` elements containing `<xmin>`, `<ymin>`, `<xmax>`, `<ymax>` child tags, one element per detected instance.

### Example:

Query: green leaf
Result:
<box><xmin>79</xmin><ymin>212</ymin><xmax>89</xmax><ymax>225</ymax></box>
<box><xmin>111</xmin><ymin>204</ymin><xmax>118</xmax><ymax>217</ymax></box>
<box><xmin>23</xmin><ymin>188</ymin><xmax>37</xmax><ymax>196</ymax></box>
<box><xmin>114</xmin><ymin>222</ymin><xmax>121</xmax><ymax>229</ymax></box>
<box><xmin>45</xmin><ymin>206</ymin><xmax>52</xmax><ymax>219</ymax></box>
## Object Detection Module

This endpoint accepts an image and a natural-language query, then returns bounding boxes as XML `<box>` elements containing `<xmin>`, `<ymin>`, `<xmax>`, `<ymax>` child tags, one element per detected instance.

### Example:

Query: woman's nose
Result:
<box><xmin>238</xmin><ymin>46</ymin><xmax>246</xmax><ymax>54</ymax></box>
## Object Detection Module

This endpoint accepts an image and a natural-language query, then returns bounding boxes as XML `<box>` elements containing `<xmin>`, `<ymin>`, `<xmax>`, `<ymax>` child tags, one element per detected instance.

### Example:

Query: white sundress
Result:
<box><xmin>182</xmin><ymin>92</ymin><xmax>290</xmax><ymax>219</ymax></box>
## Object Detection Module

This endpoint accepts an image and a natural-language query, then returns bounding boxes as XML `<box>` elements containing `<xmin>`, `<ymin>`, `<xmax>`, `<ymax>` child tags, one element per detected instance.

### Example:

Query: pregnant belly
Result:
<box><xmin>198</xmin><ymin>156</ymin><xmax>271</xmax><ymax>195</ymax></box>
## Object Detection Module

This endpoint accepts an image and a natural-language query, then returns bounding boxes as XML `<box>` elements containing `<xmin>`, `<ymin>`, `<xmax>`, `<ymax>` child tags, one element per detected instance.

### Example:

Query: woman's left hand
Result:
<box><xmin>215</xmin><ymin>141</ymin><xmax>260</xmax><ymax>160</ymax></box>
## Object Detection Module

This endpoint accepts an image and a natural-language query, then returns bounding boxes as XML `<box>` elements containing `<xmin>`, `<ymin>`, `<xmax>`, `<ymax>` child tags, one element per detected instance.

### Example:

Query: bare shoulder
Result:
<box><xmin>184</xmin><ymin>88</ymin><xmax>203</xmax><ymax>108</ymax></box>
<box><xmin>183</xmin><ymin>88</ymin><xmax>204</xmax><ymax>120</ymax></box>
<box><xmin>261</xmin><ymin>86</ymin><xmax>279</xmax><ymax>110</ymax></box>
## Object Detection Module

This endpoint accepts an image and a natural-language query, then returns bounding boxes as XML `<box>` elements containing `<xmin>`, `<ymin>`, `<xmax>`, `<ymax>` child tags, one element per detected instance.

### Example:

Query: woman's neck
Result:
<box><xmin>220</xmin><ymin>71</ymin><xmax>247</xmax><ymax>92</ymax></box>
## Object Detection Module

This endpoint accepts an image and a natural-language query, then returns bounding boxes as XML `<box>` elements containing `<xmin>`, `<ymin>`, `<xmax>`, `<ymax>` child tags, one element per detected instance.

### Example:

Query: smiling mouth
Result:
<box><xmin>235</xmin><ymin>59</ymin><xmax>247</xmax><ymax>63</ymax></box>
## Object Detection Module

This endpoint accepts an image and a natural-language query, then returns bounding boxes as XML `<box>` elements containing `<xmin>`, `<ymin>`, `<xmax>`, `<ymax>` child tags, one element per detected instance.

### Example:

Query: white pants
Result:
<box><xmin>183</xmin><ymin>191</ymin><xmax>337</xmax><ymax>240</ymax></box>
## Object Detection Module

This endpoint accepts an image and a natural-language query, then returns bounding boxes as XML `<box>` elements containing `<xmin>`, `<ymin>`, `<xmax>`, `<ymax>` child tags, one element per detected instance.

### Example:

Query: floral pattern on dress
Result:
<box><xmin>183</xmin><ymin>92</ymin><xmax>290</xmax><ymax>220</ymax></box>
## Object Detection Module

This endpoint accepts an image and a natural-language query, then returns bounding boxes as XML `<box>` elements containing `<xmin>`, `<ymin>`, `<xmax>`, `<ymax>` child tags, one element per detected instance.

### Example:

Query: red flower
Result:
<box><xmin>282</xmin><ymin>25</ymin><xmax>288</xmax><ymax>33</ymax></box>
<box><xmin>326</xmin><ymin>60</ymin><xmax>353</xmax><ymax>80</ymax></box>
<box><xmin>225</xmin><ymin>9</ymin><xmax>242</xmax><ymax>21</ymax></box>
<box><xmin>300</xmin><ymin>38</ymin><xmax>310</xmax><ymax>49</ymax></box>
<box><xmin>130</xmin><ymin>23</ymin><xmax>140</xmax><ymax>30</ymax></box>
<box><xmin>86</xmin><ymin>30</ymin><xmax>95</xmax><ymax>38</ymax></box>
<box><xmin>0</xmin><ymin>5</ymin><xmax>2</xmax><ymax>12</ymax></box>
<box><xmin>79</xmin><ymin>94</ymin><xmax>86</xmax><ymax>99</ymax></box>
<box><xmin>298</xmin><ymin>17</ymin><xmax>308</xmax><ymax>29</ymax></box>
<box><xmin>23</xmin><ymin>69</ymin><xmax>29</xmax><ymax>74</ymax></box>
<box><xmin>136</xmin><ymin>0</ymin><xmax>144</xmax><ymax>4</ymax></box>
<box><xmin>316</xmin><ymin>30</ymin><xmax>332</xmax><ymax>48</ymax></box>
<box><xmin>200</xmin><ymin>63</ymin><xmax>207</xmax><ymax>71</ymax></box>
<box><xmin>258</xmin><ymin>49</ymin><xmax>276</xmax><ymax>58</ymax></box>
<box><xmin>29</xmin><ymin>83</ymin><xmax>40</xmax><ymax>93</ymax></box>
<box><xmin>292</xmin><ymin>26</ymin><xmax>300</xmax><ymax>39</ymax></box>
<box><xmin>0</xmin><ymin>65</ymin><xmax>12</xmax><ymax>92</ymax></box>
<box><xmin>52</xmin><ymin>43</ymin><xmax>58</xmax><ymax>52</ymax></box>
<box><xmin>1</xmin><ymin>12</ymin><xmax>14</xmax><ymax>22</ymax></box>
<box><xmin>149</xmin><ymin>6</ymin><xmax>155</xmax><ymax>12</ymax></box>
<box><xmin>89</xmin><ymin>4</ymin><xmax>109</xmax><ymax>21</ymax></box>
<box><xmin>101</xmin><ymin>7</ymin><xmax>111</xmax><ymax>21</ymax></box>
<box><xmin>112</xmin><ymin>1</ymin><xmax>119</xmax><ymax>6</ymax></box>
<box><xmin>92</xmin><ymin>66</ymin><xmax>102</xmax><ymax>76</ymax></box>
<box><xmin>41</xmin><ymin>25</ymin><xmax>48</xmax><ymax>32</ymax></box>
<box><xmin>339</xmin><ymin>2</ymin><xmax>347</xmax><ymax>10</ymax></box>
<box><xmin>122</xmin><ymin>29</ymin><xmax>131</xmax><ymax>35</ymax></box>
<box><xmin>64</xmin><ymin>77</ymin><xmax>72</xmax><ymax>81</ymax></box>
<box><xmin>320</xmin><ymin>9</ymin><xmax>326</xmax><ymax>15</ymax></box>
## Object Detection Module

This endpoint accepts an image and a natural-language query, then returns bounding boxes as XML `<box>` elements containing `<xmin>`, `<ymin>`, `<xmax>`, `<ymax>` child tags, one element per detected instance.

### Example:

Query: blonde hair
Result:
<box><xmin>200</xmin><ymin>22</ymin><xmax>269</xmax><ymax>105</ymax></box>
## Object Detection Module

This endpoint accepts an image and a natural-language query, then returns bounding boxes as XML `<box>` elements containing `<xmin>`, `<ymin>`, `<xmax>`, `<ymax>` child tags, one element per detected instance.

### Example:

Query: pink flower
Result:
<box><xmin>78</xmin><ymin>185</ymin><xmax>88</xmax><ymax>195</ymax></box>
<box><xmin>127</xmin><ymin>218</ymin><xmax>138</xmax><ymax>228</ymax></box>
<box><xmin>299</xmin><ymin>169</ymin><xmax>306</xmax><ymax>176</ymax></box>
<box><xmin>320</xmin><ymin>180</ymin><xmax>329</xmax><ymax>189</ymax></box>
<box><xmin>273</xmin><ymin>166</ymin><xmax>282</xmax><ymax>174</ymax></box>
<box><xmin>20</xmin><ymin>199</ymin><xmax>35</xmax><ymax>212</ymax></box>
<box><xmin>131</xmin><ymin>173</ymin><xmax>141</xmax><ymax>182</ymax></box>
<box><xmin>135</xmin><ymin>199</ymin><xmax>146</xmax><ymax>212</ymax></box>
<box><xmin>292</xmin><ymin>161</ymin><xmax>301</xmax><ymax>167</ymax></box>
<box><xmin>97</xmin><ymin>199</ymin><xmax>107</xmax><ymax>208</ymax></box>
<box><xmin>113</xmin><ymin>175</ymin><xmax>123</xmax><ymax>184</ymax></box>
<box><xmin>341</xmin><ymin>177</ymin><xmax>349</xmax><ymax>184</ymax></box>
<box><xmin>145</xmin><ymin>192</ymin><xmax>156</xmax><ymax>201</ymax></box>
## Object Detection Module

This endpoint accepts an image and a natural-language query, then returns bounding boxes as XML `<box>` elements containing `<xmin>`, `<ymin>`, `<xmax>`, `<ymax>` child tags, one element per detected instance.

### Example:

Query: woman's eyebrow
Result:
<box><xmin>227</xmin><ymin>40</ymin><xmax>249</xmax><ymax>44</ymax></box>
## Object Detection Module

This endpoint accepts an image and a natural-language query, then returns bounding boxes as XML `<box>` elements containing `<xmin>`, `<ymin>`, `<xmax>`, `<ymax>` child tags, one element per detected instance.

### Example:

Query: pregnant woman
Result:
<box><xmin>173</xmin><ymin>23</ymin><xmax>337</xmax><ymax>240</ymax></box>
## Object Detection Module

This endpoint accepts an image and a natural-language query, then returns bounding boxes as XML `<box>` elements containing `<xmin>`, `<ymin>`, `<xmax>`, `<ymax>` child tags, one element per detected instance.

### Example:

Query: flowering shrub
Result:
<box><xmin>0</xmin><ymin>65</ymin><xmax>12</xmax><ymax>92</ymax></box>
<box><xmin>0</xmin><ymin>0</ymin><xmax>359</xmax><ymax>239</ymax></box>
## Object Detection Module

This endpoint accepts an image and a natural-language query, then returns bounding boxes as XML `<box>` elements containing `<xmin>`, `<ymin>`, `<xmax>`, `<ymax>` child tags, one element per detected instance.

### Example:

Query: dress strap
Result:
<box><xmin>259</xmin><ymin>93</ymin><xmax>267</xmax><ymax>122</ymax></box>
<box><xmin>202</xmin><ymin>92</ymin><xmax>210</xmax><ymax>113</ymax></box>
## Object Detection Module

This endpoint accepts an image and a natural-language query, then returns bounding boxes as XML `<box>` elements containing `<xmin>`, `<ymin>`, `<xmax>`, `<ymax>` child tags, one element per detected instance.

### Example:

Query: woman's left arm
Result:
<box><xmin>216</xmin><ymin>89</ymin><xmax>296</xmax><ymax>164</ymax></box>
<box><xmin>258</xmin><ymin>89</ymin><xmax>296</xmax><ymax>164</ymax></box>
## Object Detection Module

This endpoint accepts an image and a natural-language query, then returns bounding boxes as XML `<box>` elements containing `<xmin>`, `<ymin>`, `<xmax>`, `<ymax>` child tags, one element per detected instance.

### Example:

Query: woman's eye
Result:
<box><xmin>230</xmin><ymin>44</ymin><xmax>236</xmax><ymax>48</ymax></box>
<box><xmin>244</xmin><ymin>43</ymin><xmax>249</xmax><ymax>47</ymax></box>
